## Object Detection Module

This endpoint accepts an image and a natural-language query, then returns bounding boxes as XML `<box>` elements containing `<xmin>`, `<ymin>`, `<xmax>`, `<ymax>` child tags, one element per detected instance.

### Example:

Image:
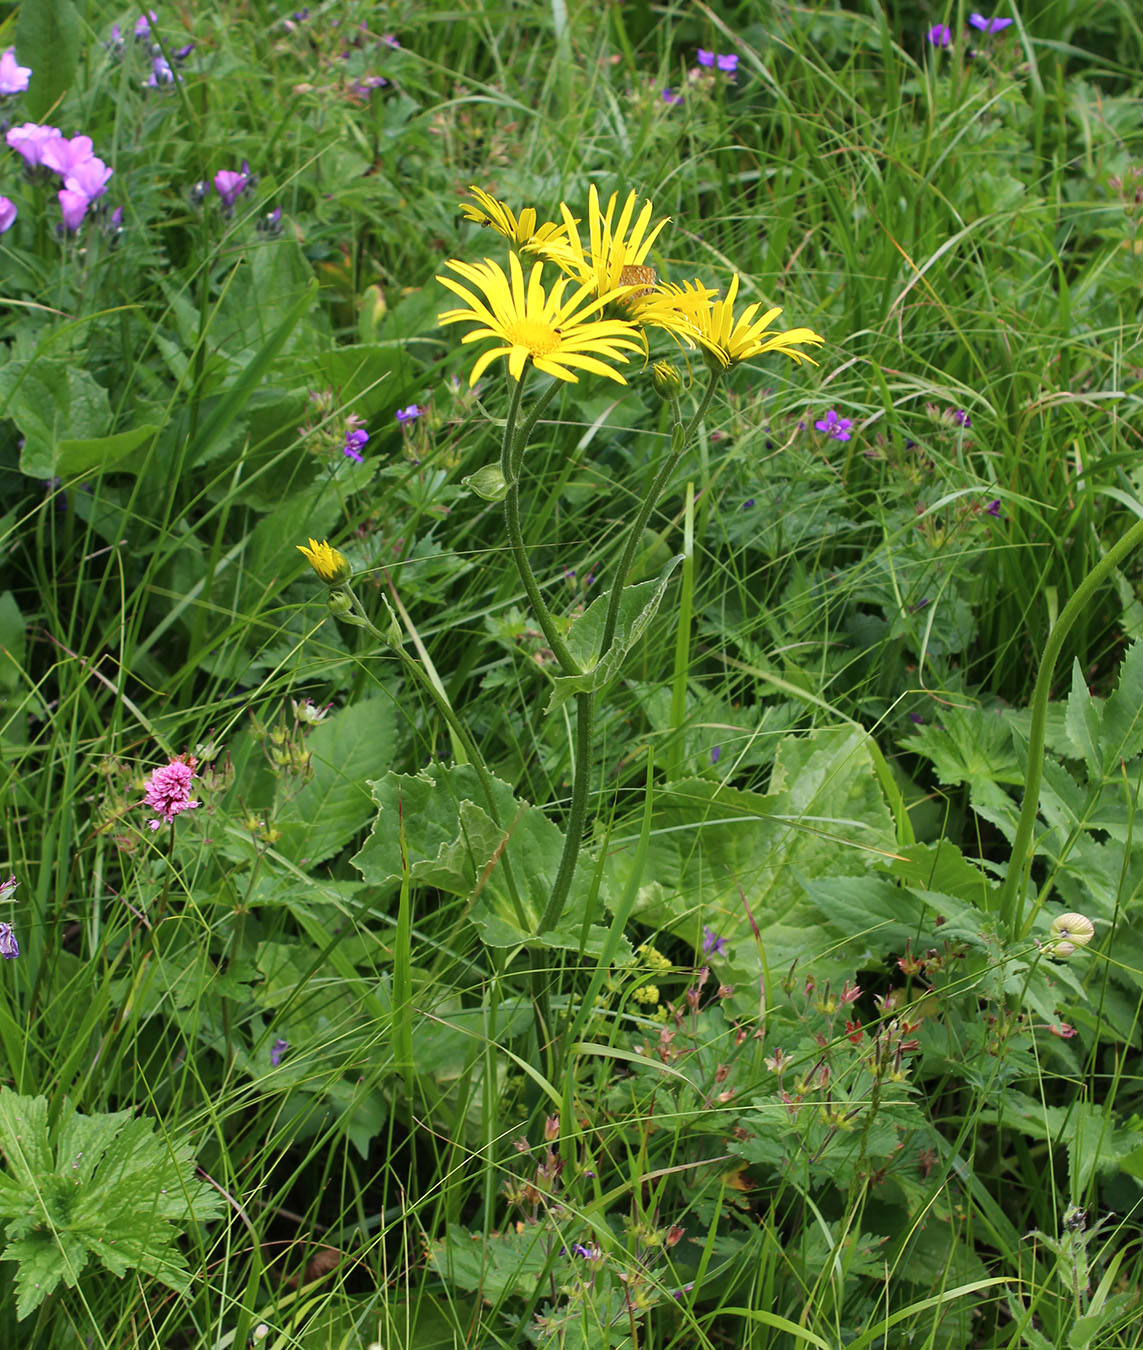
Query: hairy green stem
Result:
<box><xmin>598</xmin><ymin>368</ymin><xmax>722</xmax><ymax>657</ymax></box>
<box><xmin>537</xmin><ymin>692</ymin><xmax>595</xmax><ymax>935</ymax></box>
<box><xmin>500</xmin><ymin>374</ymin><xmax>581</xmax><ymax>676</ymax></box>
<box><xmin>999</xmin><ymin>511</ymin><xmax>1143</xmax><ymax>936</ymax></box>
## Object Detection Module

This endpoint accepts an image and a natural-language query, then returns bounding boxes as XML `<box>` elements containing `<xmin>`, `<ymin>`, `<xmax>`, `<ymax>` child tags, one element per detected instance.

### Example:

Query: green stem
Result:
<box><xmin>537</xmin><ymin>691</ymin><xmax>595</xmax><ymax>935</ymax></box>
<box><xmin>343</xmin><ymin>587</ymin><xmax>531</xmax><ymax>933</ymax></box>
<box><xmin>500</xmin><ymin>374</ymin><xmax>581</xmax><ymax>675</ymax></box>
<box><xmin>999</xmin><ymin>511</ymin><xmax>1143</xmax><ymax>936</ymax></box>
<box><xmin>599</xmin><ymin>368</ymin><xmax>722</xmax><ymax>657</ymax></box>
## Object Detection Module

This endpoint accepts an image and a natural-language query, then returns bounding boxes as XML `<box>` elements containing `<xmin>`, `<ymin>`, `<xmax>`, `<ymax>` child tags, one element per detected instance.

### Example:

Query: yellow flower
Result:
<box><xmin>437</xmin><ymin>252</ymin><xmax>644</xmax><ymax>386</ymax></box>
<box><xmin>297</xmin><ymin>538</ymin><xmax>350</xmax><ymax>585</ymax></box>
<box><xmin>662</xmin><ymin>274</ymin><xmax>825</xmax><ymax>368</ymax></box>
<box><xmin>548</xmin><ymin>185</ymin><xmax>672</xmax><ymax>300</ymax></box>
<box><xmin>459</xmin><ymin>185</ymin><xmax>570</xmax><ymax>252</ymax></box>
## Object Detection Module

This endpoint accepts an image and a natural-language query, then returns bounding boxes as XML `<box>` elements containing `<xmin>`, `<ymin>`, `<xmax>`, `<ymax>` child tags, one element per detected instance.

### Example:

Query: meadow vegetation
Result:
<box><xmin>1</xmin><ymin>0</ymin><xmax>1143</xmax><ymax>1345</ymax></box>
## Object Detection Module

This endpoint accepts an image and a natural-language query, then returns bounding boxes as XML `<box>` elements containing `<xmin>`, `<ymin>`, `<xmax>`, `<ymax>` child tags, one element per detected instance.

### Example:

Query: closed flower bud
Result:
<box><xmin>1049</xmin><ymin>913</ymin><xmax>1095</xmax><ymax>949</ymax></box>
<box><xmin>650</xmin><ymin>360</ymin><xmax>683</xmax><ymax>400</ymax></box>
<box><xmin>326</xmin><ymin>588</ymin><xmax>356</xmax><ymax>617</ymax></box>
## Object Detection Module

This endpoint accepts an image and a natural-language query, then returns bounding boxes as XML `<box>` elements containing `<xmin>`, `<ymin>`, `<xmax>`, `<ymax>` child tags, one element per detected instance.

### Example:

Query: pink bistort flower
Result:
<box><xmin>143</xmin><ymin>756</ymin><xmax>200</xmax><ymax>830</ymax></box>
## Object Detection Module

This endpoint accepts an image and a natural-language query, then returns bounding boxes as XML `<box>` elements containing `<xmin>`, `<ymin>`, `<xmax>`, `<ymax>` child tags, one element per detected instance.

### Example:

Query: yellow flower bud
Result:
<box><xmin>297</xmin><ymin>538</ymin><xmax>351</xmax><ymax>585</ymax></box>
<box><xmin>650</xmin><ymin>360</ymin><xmax>683</xmax><ymax>400</ymax></box>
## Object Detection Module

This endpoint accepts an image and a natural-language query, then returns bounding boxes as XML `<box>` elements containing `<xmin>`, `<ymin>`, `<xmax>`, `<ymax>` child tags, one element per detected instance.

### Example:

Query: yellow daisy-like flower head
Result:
<box><xmin>459</xmin><ymin>185</ymin><xmax>570</xmax><ymax>252</ymax></box>
<box><xmin>663</xmin><ymin>275</ymin><xmax>825</xmax><ymax>368</ymax></box>
<box><xmin>548</xmin><ymin>185</ymin><xmax>671</xmax><ymax>301</ymax></box>
<box><xmin>297</xmin><ymin>538</ymin><xmax>351</xmax><ymax>585</ymax></box>
<box><xmin>436</xmin><ymin>252</ymin><xmax>644</xmax><ymax>386</ymax></box>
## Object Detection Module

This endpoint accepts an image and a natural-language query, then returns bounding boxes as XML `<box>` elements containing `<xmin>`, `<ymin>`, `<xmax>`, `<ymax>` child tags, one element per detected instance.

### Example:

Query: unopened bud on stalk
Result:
<box><xmin>1047</xmin><ymin>912</ymin><xmax>1094</xmax><ymax>958</ymax></box>
<box><xmin>650</xmin><ymin>360</ymin><xmax>683</xmax><ymax>400</ymax></box>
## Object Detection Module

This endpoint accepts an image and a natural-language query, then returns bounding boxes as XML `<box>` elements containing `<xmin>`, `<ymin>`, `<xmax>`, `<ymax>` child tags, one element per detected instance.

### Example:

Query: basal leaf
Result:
<box><xmin>273</xmin><ymin>696</ymin><xmax>398</xmax><ymax>866</ymax></box>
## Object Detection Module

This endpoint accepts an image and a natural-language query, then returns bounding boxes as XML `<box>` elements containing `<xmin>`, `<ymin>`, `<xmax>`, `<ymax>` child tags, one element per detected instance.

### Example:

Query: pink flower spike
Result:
<box><xmin>58</xmin><ymin>189</ymin><xmax>92</xmax><ymax>231</ymax></box>
<box><xmin>41</xmin><ymin>133</ymin><xmax>95</xmax><ymax>177</ymax></box>
<box><xmin>143</xmin><ymin>756</ymin><xmax>200</xmax><ymax>830</ymax></box>
<box><xmin>65</xmin><ymin>156</ymin><xmax>113</xmax><ymax>199</ymax></box>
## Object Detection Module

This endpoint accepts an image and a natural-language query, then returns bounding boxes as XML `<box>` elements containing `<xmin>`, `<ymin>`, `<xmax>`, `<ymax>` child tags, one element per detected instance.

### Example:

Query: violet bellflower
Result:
<box><xmin>6</xmin><ymin>121</ymin><xmax>62</xmax><ymax>168</ymax></box>
<box><xmin>0</xmin><ymin>47</ymin><xmax>32</xmax><ymax>96</ymax></box>
<box><xmin>0</xmin><ymin>923</ymin><xmax>18</xmax><ymax>960</ymax></box>
<box><xmin>270</xmin><ymin>1037</ymin><xmax>289</xmax><ymax>1067</ymax></box>
<box><xmin>0</xmin><ymin>198</ymin><xmax>16</xmax><ymax>233</ymax></box>
<box><xmin>65</xmin><ymin>156</ymin><xmax>112</xmax><ymax>199</ymax></box>
<box><xmin>343</xmin><ymin>427</ymin><xmax>369</xmax><ymax>461</ymax></box>
<box><xmin>697</xmin><ymin>48</ymin><xmax>715</xmax><ymax>67</ymax></box>
<box><xmin>815</xmin><ymin>409</ymin><xmax>854</xmax><ymax>441</ymax></box>
<box><xmin>395</xmin><ymin>404</ymin><xmax>424</xmax><ymax>423</ymax></box>
<box><xmin>969</xmin><ymin>13</ymin><xmax>1014</xmax><ymax>32</ymax></box>
<box><xmin>214</xmin><ymin>163</ymin><xmax>251</xmax><ymax>210</ymax></box>
<box><xmin>716</xmin><ymin>53</ymin><xmax>738</xmax><ymax>72</ymax></box>
<box><xmin>135</xmin><ymin>10</ymin><xmax>157</xmax><ymax>39</ymax></box>
<box><xmin>702</xmin><ymin>925</ymin><xmax>728</xmax><ymax>956</ymax></box>
<box><xmin>927</xmin><ymin>23</ymin><xmax>953</xmax><ymax>47</ymax></box>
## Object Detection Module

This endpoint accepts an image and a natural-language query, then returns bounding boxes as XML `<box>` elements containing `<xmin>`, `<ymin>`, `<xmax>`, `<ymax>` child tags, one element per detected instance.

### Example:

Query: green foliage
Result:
<box><xmin>0</xmin><ymin>1090</ymin><xmax>221</xmax><ymax>1320</ymax></box>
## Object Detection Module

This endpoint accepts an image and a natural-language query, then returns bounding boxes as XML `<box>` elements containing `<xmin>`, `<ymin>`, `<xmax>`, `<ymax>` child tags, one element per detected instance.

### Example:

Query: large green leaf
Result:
<box><xmin>609</xmin><ymin>726</ymin><xmax>898</xmax><ymax>988</ymax></box>
<box><xmin>273</xmin><ymin>696</ymin><xmax>398</xmax><ymax>866</ymax></box>
<box><xmin>352</xmin><ymin>764</ymin><xmax>627</xmax><ymax>955</ymax></box>
<box><xmin>0</xmin><ymin>360</ymin><xmax>112</xmax><ymax>478</ymax></box>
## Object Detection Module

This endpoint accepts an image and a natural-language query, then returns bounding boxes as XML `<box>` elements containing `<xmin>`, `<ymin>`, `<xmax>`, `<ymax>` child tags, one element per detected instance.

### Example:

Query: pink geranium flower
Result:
<box><xmin>0</xmin><ymin>47</ymin><xmax>32</xmax><ymax>96</ymax></box>
<box><xmin>65</xmin><ymin>156</ymin><xmax>113</xmax><ymax>199</ymax></box>
<box><xmin>6</xmin><ymin>121</ymin><xmax>61</xmax><ymax>167</ymax></box>
<box><xmin>143</xmin><ymin>756</ymin><xmax>200</xmax><ymax>830</ymax></box>
<box><xmin>41</xmin><ymin>133</ymin><xmax>95</xmax><ymax>177</ymax></box>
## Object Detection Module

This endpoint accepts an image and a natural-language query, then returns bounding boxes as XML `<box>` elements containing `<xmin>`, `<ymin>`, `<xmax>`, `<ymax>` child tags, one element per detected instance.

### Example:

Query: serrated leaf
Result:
<box><xmin>273</xmin><ymin>696</ymin><xmax>397</xmax><ymax>866</ymax></box>
<box><xmin>1065</xmin><ymin>659</ymin><xmax>1103</xmax><ymax>771</ymax></box>
<box><xmin>428</xmin><ymin>1223</ymin><xmax>551</xmax><ymax>1300</ymax></box>
<box><xmin>0</xmin><ymin>360</ymin><xmax>112</xmax><ymax>478</ymax></box>
<box><xmin>547</xmin><ymin>555</ymin><xmax>684</xmax><ymax>714</ymax></box>
<box><xmin>905</xmin><ymin>703</ymin><xmax>1023</xmax><ymax>789</ymax></box>
<box><xmin>0</xmin><ymin>1090</ymin><xmax>222</xmax><ymax>1319</ymax></box>
<box><xmin>1100</xmin><ymin>637</ymin><xmax>1143</xmax><ymax>766</ymax></box>
<box><xmin>610</xmin><ymin>727</ymin><xmax>898</xmax><ymax>988</ymax></box>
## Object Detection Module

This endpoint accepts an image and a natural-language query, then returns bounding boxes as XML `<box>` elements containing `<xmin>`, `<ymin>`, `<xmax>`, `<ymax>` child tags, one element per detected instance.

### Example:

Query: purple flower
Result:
<box><xmin>343</xmin><ymin>428</ymin><xmax>369</xmax><ymax>461</ymax></box>
<box><xmin>6</xmin><ymin>121</ymin><xmax>62</xmax><ymax>168</ymax></box>
<box><xmin>350</xmin><ymin>75</ymin><xmax>387</xmax><ymax>96</ymax></box>
<box><xmin>742</xmin><ymin>497</ymin><xmax>755</xmax><ymax>508</ymax></box>
<box><xmin>381</xmin><ymin>33</ymin><xmax>400</xmax><ymax>48</ymax></box>
<box><xmin>909</xmin><ymin>711</ymin><xmax>924</xmax><ymax>724</ymax></box>
<box><xmin>0</xmin><ymin>922</ymin><xmax>18</xmax><ymax>960</ymax></box>
<box><xmin>927</xmin><ymin>23</ymin><xmax>953</xmax><ymax>47</ymax></box>
<box><xmin>716</xmin><ymin>53</ymin><xmax>738</xmax><ymax>72</ymax></box>
<box><xmin>951</xmin><ymin>408</ymin><xmax>971</xmax><ymax>427</ymax></box>
<box><xmin>147</xmin><ymin>55</ymin><xmax>177</xmax><ymax>86</ymax></box>
<box><xmin>661</xmin><ymin>87</ymin><xmax>683</xmax><ymax>105</ymax></box>
<box><xmin>0</xmin><ymin>47</ymin><xmax>32</xmax><ymax>96</ymax></box>
<box><xmin>0</xmin><ymin>198</ymin><xmax>16</xmax><ymax>233</ymax></box>
<box><xmin>815</xmin><ymin>409</ymin><xmax>854</xmax><ymax>441</ymax></box>
<box><xmin>256</xmin><ymin>205</ymin><xmax>282</xmax><ymax>235</ymax></box>
<box><xmin>711</xmin><ymin>745</ymin><xmax>721</xmax><ymax>765</ymax></box>
<box><xmin>214</xmin><ymin>163</ymin><xmax>250</xmax><ymax>208</ymax></box>
<box><xmin>270</xmin><ymin>1037</ymin><xmax>289</xmax><ymax>1067</ymax></box>
<box><xmin>702</xmin><ymin>925</ymin><xmax>727</xmax><ymax>955</ymax></box>
<box><xmin>41</xmin><ymin>133</ymin><xmax>95</xmax><ymax>177</ymax></box>
<box><xmin>58</xmin><ymin>189</ymin><xmax>92</xmax><ymax>231</ymax></box>
<box><xmin>985</xmin><ymin>498</ymin><xmax>1002</xmax><ymax>518</ymax></box>
<box><xmin>135</xmin><ymin>10</ymin><xmax>157</xmax><ymax>38</ymax></box>
<box><xmin>697</xmin><ymin>48</ymin><xmax>715</xmax><ymax>67</ymax></box>
<box><xmin>65</xmin><ymin>156</ymin><xmax>112</xmax><ymax>199</ymax></box>
<box><xmin>172</xmin><ymin>43</ymin><xmax>195</xmax><ymax>61</ymax></box>
<box><xmin>395</xmin><ymin>404</ymin><xmax>424</xmax><ymax>423</ymax></box>
<box><xmin>968</xmin><ymin>13</ymin><xmax>1014</xmax><ymax>32</ymax></box>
